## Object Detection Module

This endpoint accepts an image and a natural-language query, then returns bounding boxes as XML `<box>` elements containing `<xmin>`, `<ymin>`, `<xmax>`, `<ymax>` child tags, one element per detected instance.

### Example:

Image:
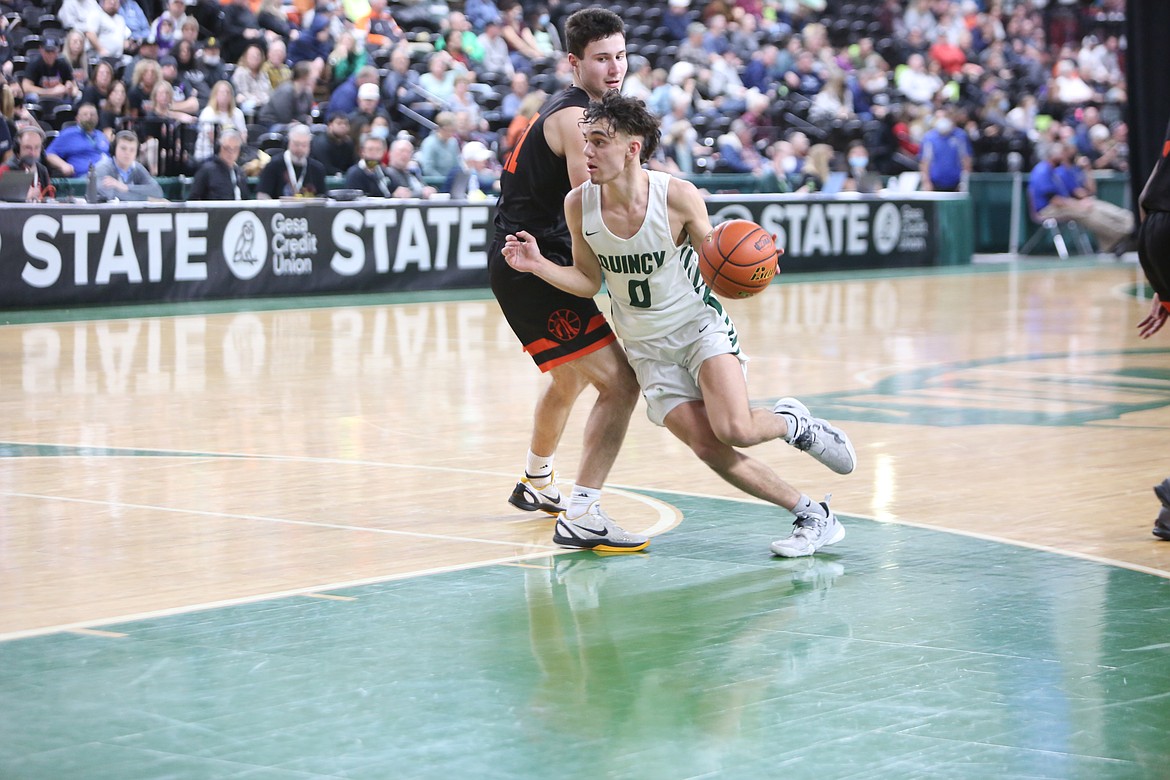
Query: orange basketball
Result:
<box><xmin>698</xmin><ymin>220</ymin><xmax>779</xmax><ymax>299</ymax></box>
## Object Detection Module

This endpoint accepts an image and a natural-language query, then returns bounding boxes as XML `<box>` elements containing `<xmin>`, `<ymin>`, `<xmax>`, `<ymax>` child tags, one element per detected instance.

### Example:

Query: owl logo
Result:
<box><xmin>223</xmin><ymin>212</ymin><xmax>268</xmax><ymax>280</ymax></box>
<box><xmin>872</xmin><ymin>202</ymin><xmax>902</xmax><ymax>255</ymax></box>
<box><xmin>233</xmin><ymin>221</ymin><xmax>257</xmax><ymax>265</ymax></box>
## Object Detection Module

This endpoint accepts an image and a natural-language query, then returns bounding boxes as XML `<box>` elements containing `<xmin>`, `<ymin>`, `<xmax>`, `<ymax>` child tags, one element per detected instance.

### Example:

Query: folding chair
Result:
<box><xmin>1019</xmin><ymin>189</ymin><xmax>1094</xmax><ymax>258</ymax></box>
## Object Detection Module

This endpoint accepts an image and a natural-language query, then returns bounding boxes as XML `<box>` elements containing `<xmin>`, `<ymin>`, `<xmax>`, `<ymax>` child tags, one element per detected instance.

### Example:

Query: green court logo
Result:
<box><xmin>788</xmin><ymin>349</ymin><xmax>1170</xmax><ymax>426</ymax></box>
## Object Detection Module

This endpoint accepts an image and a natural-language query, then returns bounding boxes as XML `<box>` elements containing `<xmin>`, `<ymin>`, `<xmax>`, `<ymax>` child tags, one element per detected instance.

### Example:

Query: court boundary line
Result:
<box><xmin>0</xmin><ymin>465</ymin><xmax>682</xmax><ymax>644</ymax></box>
<box><xmin>622</xmin><ymin>484</ymin><xmax>1170</xmax><ymax>582</ymax></box>
<box><xmin>2</xmin><ymin>447</ymin><xmax>1166</xmax><ymax>643</ymax></box>
<box><xmin>4</xmin><ymin>477</ymin><xmax>1164</xmax><ymax>644</ymax></box>
<box><xmin>0</xmin><ymin>549</ymin><xmax>575</xmax><ymax>644</ymax></box>
<box><xmin>0</xmin><ymin>485</ymin><xmax>680</xmax><ymax>548</ymax></box>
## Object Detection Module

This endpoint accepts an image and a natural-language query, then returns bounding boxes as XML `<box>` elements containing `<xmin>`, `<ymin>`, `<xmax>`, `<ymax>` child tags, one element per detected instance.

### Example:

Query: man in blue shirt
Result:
<box><xmin>1028</xmin><ymin>141</ymin><xmax>1133</xmax><ymax>253</ymax></box>
<box><xmin>918</xmin><ymin>111</ymin><xmax>971</xmax><ymax>192</ymax></box>
<box><xmin>93</xmin><ymin>131</ymin><xmax>164</xmax><ymax>201</ymax></box>
<box><xmin>1028</xmin><ymin>142</ymin><xmax>1071</xmax><ymax>214</ymax></box>
<box><xmin>45</xmin><ymin>103</ymin><xmax>110</xmax><ymax>178</ymax></box>
<box><xmin>118</xmin><ymin>0</ymin><xmax>152</xmax><ymax>50</ymax></box>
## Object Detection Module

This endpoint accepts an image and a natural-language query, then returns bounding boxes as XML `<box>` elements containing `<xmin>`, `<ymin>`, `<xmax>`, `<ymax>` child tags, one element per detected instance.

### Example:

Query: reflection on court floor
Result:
<box><xmin>2</xmin><ymin>263</ymin><xmax>1169</xmax><ymax>777</ymax></box>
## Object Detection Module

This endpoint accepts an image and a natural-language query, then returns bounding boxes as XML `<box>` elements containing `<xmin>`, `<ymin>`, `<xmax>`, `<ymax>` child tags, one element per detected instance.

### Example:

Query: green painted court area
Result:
<box><xmin>2</xmin><ymin>491</ymin><xmax>1169</xmax><ymax>779</ymax></box>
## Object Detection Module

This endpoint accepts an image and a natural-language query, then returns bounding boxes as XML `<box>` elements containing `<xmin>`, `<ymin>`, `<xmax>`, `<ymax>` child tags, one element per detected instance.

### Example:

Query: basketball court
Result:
<box><xmin>2</xmin><ymin>259</ymin><xmax>1169</xmax><ymax>778</ymax></box>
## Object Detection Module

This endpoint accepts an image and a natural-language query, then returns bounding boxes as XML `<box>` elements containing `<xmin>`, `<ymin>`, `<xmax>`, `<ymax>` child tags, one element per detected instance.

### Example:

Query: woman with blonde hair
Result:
<box><xmin>795</xmin><ymin>143</ymin><xmax>835</xmax><ymax>193</ymax></box>
<box><xmin>146</xmin><ymin>81</ymin><xmax>196</xmax><ymax>125</ymax></box>
<box><xmin>128</xmin><ymin>59</ymin><xmax>162</xmax><ymax>117</ymax></box>
<box><xmin>140</xmin><ymin>80</ymin><xmax>197</xmax><ymax>175</ymax></box>
<box><xmin>62</xmin><ymin>30</ymin><xmax>91</xmax><ymax>88</ymax></box>
<box><xmin>327</xmin><ymin>30</ymin><xmax>368</xmax><ymax>88</ymax></box>
<box><xmin>232</xmin><ymin>43</ymin><xmax>272</xmax><ymax>117</ymax></box>
<box><xmin>194</xmin><ymin>80</ymin><xmax>247</xmax><ymax>161</ymax></box>
<box><xmin>809</xmin><ymin>69</ymin><xmax>854</xmax><ymax>123</ymax></box>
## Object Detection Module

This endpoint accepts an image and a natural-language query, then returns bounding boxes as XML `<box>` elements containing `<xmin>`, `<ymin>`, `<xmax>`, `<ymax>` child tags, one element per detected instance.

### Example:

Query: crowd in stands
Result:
<box><xmin>0</xmin><ymin>0</ymin><xmax>1132</xmax><ymax>203</ymax></box>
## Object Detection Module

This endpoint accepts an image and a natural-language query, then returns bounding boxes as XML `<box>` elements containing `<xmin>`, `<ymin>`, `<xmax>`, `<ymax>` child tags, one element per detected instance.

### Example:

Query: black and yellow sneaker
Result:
<box><xmin>508</xmin><ymin>473</ymin><xmax>567</xmax><ymax>515</ymax></box>
<box><xmin>552</xmin><ymin>503</ymin><xmax>650</xmax><ymax>552</ymax></box>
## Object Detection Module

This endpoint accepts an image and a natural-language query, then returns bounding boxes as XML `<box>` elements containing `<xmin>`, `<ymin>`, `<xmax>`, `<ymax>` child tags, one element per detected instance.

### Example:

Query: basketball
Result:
<box><xmin>698</xmin><ymin>220</ymin><xmax>780</xmax><ymax>299</ymax></box>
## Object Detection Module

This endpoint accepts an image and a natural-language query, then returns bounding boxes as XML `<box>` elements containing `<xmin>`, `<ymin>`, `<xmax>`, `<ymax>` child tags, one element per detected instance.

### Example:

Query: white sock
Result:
<box><xmin>567</xmin><ymin>485</ymin><xmax>601</xmax><ymax>519</ymax></box>
<box><xmin>777</xmin><ymin>411</ymin><xmax>801</xmax><ymax>443</ymax></box>
<box><xmin>791</xmin><ymin>494</ymin><xmax>826</xmax><ymax>518</ymax></box>
<box><xmin>526</xmin><ymin>451</ymin><xmax>554</xmax><ymax>487</ymax></box>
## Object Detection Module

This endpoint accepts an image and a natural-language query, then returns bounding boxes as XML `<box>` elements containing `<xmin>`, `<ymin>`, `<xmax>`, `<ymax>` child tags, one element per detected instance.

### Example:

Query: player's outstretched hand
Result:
<box><xmin>1138</xmin><ymin>294</ymin><xmax>1169</xmax><ymax>339</ymax></box>
<box><xmin>502</xmin><ymin>230</ymin><xmax>542</xmax><ymax>274</ymax></box>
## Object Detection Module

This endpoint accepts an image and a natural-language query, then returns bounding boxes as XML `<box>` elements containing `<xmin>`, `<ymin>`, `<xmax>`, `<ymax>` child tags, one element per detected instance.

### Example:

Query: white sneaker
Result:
<box><xmin>553</xmin><ymin>502</ymin><xmax>650</xmax><ymax>552</ymax></box>
<box><xmin>508</xmin><ymin>473</ymin><xmax>566</xmax><ymax>515</ymax></box>
<box><xmin>770</xmin><ymin>499</ymin><xmax>845</xmax><ymax>558</ymax></box>
<box><xmin>774</xmin><ymin>397</ymin><xmax>857</xmax><ymax>475</ymax></box>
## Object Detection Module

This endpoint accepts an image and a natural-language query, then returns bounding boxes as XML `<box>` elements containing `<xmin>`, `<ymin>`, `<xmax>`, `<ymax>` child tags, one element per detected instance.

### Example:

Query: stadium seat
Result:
<box><xmin>258</xmin><ymin>133</ymin><xmax>288</xmax><ymax>154</ymax></box>
<box><xmin>477</xmin><ymin>91</ymin><xmax>503</xmax><ymax>111</ymax></box>
<box><xmin>19</xmin><ymin>36</ymin><xmax>43</xmax><ymax>56</ymax></box>
<box><xmin>630</xmin><ymin>24</ymin><xmax>653</xmax><ymax>44</ymax></box>
<box><xmin>50</xmin><ymin>104</ymin><xmax>75</xmax><ymax>130</ymax></box>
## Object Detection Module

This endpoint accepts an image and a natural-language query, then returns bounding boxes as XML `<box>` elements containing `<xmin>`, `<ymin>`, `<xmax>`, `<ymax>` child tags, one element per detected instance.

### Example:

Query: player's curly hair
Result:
<box><xmin>564</xmin><ymin>8</ymin><xmax>625</xmax><ymax>59</ymax></box>
<box><xmin>582</xmin><ymin>91</ymin><xmax>661</xmax><ymax>164</ymax></box>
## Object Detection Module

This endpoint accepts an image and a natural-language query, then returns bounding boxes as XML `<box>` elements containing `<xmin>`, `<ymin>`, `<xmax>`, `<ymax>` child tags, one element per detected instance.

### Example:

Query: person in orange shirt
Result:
<box><xmin>357</xmin><ymin>0</ymin><xmax>402</xmax><ymax>52</ymax></box>
<box><xmin>500</xmin><ymin>90</ymin><xmax>544</xmax><ymax>159</ymax></box>
<box><xmin>217</xmin><ymin>0</ymin><xmax>261</xmax><ymax>11</ymax></box>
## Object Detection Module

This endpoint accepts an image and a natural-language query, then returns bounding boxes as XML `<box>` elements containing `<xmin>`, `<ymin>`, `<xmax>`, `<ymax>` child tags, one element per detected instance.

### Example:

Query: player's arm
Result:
<box><xmin>502</xmin><ymin>187</ymin><xmax>603</xmax><ymax>297</ymax></box>
<box><xmin>1138</xmin><ymin>158</ymin><xmax>1161</xmax><ymax>223</ymax></box>
<box><xmin>544</xmin><ymin>106</ymin><xmax>591</xmax><ymax>187</ymax></box>
<box><xmin>667</xmin><ymin>176</ymin><xmax>714</xmax><ymax>249</ymax></box>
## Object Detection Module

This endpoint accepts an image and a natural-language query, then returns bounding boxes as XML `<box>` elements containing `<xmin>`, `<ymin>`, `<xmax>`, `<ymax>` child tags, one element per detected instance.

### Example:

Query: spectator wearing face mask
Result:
<box><xmin>844</xmin><ymin>141</ymin><xmax>880</xmax><ymax>193</ymax></box>
<box><xmin>918</xmin><ymin>111</ymin><xmax>970</xmax><ymax>192</ymax></box>
<box><xmin>348</xmin><ymin>82</ymin><xmax>394</xmax><ymax>146</ymax></box>
<box><xmin>4</xmin><ymin>126</ymin><xmax>54</xmax><ymax>202</ymax></box>
<box><xmin>45</xmin><ymin>102</ymin><xmax>110</xmax><ymax>177</ymax></box>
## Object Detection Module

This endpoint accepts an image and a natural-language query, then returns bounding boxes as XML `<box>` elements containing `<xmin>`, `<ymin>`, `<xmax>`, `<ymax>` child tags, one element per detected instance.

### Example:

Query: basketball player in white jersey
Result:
<box><xmin>503</xmin><ymin>92</ymin><xmax>857</xmax><ymax>557</ymax></box>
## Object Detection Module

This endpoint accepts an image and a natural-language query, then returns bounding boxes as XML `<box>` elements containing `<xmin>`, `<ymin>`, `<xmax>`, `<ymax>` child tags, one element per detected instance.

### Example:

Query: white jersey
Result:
<box><xmin>580</xmin><ymin>170</ymin><xmax>737</xmax><ymax>347</ymax></box>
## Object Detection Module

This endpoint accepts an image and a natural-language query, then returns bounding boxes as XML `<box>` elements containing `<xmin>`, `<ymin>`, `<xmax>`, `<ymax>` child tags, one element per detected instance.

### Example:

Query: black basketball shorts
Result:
<box><xmin>1139</xmin><ymin>210</ymin><xmax>1170</xmax><ymax>301</ymax></box>
<box><xmin>488</xmin><ymin>231</ymin><xmax>616</xmax><ymax>372</ymax></box>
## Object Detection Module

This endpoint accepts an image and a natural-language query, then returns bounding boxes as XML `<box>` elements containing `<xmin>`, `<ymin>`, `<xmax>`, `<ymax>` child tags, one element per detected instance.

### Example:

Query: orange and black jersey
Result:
<box><xmin>1139</xmin><ymin>119</ymin><xmax>1170</xmax><ymax>301</ymax></box>
<box><xmin>494</xmin><ymin>86</ymin><xmax>590</xmax><ymax>240</ymax></box>
<box><xmin>1141</xmin><ymin>119</ymin><xmax>1170</xmax><ymax>214</ymax></box>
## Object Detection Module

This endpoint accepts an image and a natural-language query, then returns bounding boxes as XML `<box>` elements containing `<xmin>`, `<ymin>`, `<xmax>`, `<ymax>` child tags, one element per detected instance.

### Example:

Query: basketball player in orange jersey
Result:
<box><xmin>488</xmin><ymin>9</ymin><xmax>646</xmax><ymax>551</ymax></box>
<box><xmin>503</xmin><ymin>93</ymin><xmax>857</xmax><ymax>557</ymax></box>
<box><xmin>1135</xmin><ymin>117</ymin><xmax>1170</xmax><ymax>539</ymax></box>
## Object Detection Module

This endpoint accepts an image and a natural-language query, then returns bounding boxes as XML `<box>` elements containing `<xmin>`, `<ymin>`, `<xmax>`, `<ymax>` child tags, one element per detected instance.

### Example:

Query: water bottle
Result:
<box><xmin>85</xmin><ymin>164</ymin><xmax>98</xmax><ymax>204</ymax></box>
